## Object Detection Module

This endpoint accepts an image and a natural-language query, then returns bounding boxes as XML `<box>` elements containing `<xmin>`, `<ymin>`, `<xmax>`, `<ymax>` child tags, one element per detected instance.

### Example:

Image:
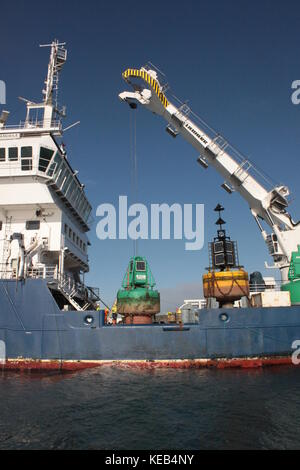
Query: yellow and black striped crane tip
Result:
<box><xmin>122</xmin><ymin>68</ymin><xmax>169</xmax><ymax>108</ymax></box>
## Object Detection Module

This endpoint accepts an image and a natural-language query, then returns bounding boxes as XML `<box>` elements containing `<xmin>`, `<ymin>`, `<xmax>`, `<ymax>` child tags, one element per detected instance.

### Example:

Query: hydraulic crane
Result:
<box><xmin>119</xmin><ymin>65</ymin><xmax>300</xmax><ymax>288</ymax></box>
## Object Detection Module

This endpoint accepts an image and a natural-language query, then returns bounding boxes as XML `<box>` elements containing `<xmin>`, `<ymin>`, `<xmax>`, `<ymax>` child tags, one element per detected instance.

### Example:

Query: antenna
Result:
<box><xmin>63</xmin><ymin>121</ymin><xmax>80</xmax><ymax>132</ymax></box>
<box><xmin>18</xmin><ymin>96</ymin><xmax>36</xmax><ymax>105</ymax></box>
<box><xmin>40</xmin><ymin>40</ymin><xmax>67</xmax><ymax>108</ymax></box>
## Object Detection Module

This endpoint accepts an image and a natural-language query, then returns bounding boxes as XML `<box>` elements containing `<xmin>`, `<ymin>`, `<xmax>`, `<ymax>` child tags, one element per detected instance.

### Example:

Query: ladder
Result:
<box><xmin>58</xmin><ymin>278</ymin><xmax>90</xmax><ymax>311</ymax></box>
<box><xmin>1</xmin><ymin>216</ymin><xmax>12</xmax><ymax>279</ymax></box>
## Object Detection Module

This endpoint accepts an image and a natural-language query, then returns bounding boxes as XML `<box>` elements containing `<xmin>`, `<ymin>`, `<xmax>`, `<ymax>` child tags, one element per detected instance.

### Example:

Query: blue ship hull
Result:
<box><xmin>1</xmin><ymin>279</ymin><xmax>300</xmax><ymax>370</ymax></box>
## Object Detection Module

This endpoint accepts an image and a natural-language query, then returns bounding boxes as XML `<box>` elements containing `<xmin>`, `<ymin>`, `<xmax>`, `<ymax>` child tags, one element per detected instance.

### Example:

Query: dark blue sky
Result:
<box><xmin>1</xmin><ymin>0</ymin><xmax>300</xmax><ymax>310</ymax></box>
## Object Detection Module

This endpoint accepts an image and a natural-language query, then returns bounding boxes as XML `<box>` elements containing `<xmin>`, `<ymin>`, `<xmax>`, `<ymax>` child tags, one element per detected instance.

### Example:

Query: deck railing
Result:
<box><xmin>0</xmin><ymin>265</ymin><xmax>99</xmax><ymax>304</ymax></box>
<box><xmin>1</xmin><ymin>119</ymin><xmax>62</xmax><ymax>130</ymax></box>
<box><xmin>249</xmin><ymin>282</ymin><xmax>283</xmax><ymax>293</ymax></box>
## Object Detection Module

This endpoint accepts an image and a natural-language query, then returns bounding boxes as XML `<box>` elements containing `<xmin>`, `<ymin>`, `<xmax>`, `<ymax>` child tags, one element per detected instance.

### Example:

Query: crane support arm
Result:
<box><xmin>119</xmin><ymin>66</ymin><xmax>300</xmax><ymax>281</ymax></box>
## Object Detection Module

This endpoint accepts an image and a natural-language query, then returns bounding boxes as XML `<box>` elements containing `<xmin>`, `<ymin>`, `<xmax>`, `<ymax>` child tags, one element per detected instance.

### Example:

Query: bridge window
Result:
<box><xmin>26</xmin><ymin>220</ymin><xmax>40</xmax><ymax>230</ymax></box>
<box><xmin>61</xmin><ymin>172</ymin><xmax>73</xmax><ymax>195</ymax></box>
<box><xmin>21</xmin><ymin>146</ymin><xmax>32</xmax><ymax>171</ymax></box>
<box><xmin>84</xmin><ymin>204</ymin><xmax>92</xmax><ymax>222</ymax></box>
<box><xmin>46</xmin><ymin>152</ymin><xmax>61</xmax><ymax>178</ymax></box>
<box><xmin>67</xmin><ymin>181</ymin><xmax>77</xmax><ymax>201</ymax></box>
<box><xmin>0</xmin><ymin>148</ymin><xmax>5</xmax><ymax>161</ymax></box>
<box><xmin>8</xmin><ymin>147</ymin><xmax>18</xmax><ymax>161</ymax></box>
<box><xmin>55</xmin><ymin>163</ymin><xmax>68</xmax><ymax>189</ymax></box>
<box><xmin>39</xmin><ymin>147</ymin><xmax>54</xmax><ymax>172</ymax></box>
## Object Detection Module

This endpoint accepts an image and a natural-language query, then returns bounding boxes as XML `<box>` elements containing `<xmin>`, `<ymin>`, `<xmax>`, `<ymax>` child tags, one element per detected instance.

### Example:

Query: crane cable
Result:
<box><xmin>129</xmin><ymin>109</ymin><xmax>138</xmax><ymax>257</ymax></box>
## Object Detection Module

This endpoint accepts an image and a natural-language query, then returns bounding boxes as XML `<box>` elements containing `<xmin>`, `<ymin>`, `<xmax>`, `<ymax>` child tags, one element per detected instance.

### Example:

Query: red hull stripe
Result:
<box><xmin>1</xmin><ymin>357</ymin><xmax>295</xmax><ymax>371</ymax></box>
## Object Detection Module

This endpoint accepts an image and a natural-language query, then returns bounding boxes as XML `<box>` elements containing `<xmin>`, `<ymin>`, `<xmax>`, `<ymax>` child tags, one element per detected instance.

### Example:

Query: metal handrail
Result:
<box><xmin>0</xmin><ymin>266</ymin><xmax>97</xmax><ymax>304</ymax></box>
<box><xmin>1</xmin><ymin>119</ymin><xmax>62</xmax><ymax>130</ymax></box>
<box><xmin>169</xmin><ymin>93</ymin><xmax>280</xmax><ymax>191</ymax></box>
<box><xmin>249</xmin><ymin>282</ymin><xmax>283</xmax><ymax>293</ymax></box>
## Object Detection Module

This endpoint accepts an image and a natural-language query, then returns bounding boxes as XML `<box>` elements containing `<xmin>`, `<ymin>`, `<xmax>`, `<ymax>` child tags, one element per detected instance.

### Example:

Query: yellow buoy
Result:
<box><xmin>203</xmin><ymin>269</ymin><xmax>249</xmax><ymax>307</ymax></box>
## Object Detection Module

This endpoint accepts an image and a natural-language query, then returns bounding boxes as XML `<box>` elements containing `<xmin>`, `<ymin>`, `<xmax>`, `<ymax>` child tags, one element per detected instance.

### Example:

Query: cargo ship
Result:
<box><xmin>1</xmin><ymin>41</ymin><xmax>300</xmax><ymax>371</ymax></box>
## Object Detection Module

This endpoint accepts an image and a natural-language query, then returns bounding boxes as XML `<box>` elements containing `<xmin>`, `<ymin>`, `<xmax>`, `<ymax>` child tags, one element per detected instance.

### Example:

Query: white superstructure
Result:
<box><xmin>119</xmin><ymin>65</ymin><xmax>300</xmax><ymax>283</ymax></box>
<box><xmin>0</xmin><ymin>41</ymin><xmax>99</xmax><ymax>310</ymax></box>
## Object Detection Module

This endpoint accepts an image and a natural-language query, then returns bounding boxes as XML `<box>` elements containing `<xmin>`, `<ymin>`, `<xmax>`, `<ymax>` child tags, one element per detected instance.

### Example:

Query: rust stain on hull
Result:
<box><xmin>1</xmin><ymin>356</ymin><xmax>295</xmax><ymax>371</ymax></box>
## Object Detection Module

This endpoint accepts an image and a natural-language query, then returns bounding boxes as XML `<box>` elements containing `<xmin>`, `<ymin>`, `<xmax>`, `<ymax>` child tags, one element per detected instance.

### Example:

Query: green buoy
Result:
<box><xmin>117</xmin><ymin>256</ymin><xmax>160</xmax><ymax>324</ymax></box>
<box><xmin>281</xmin><ymin>245</ymin><xmax>300</xmax><ymax>305</ymax></box>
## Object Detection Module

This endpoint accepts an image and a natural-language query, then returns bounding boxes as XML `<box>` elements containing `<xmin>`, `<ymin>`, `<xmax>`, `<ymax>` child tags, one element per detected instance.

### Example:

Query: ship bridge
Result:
<box><xmin>0</xmin><ymin>40</ymin><xmax>98</xmax><ymax>311</ymax></box>
<box><xmin>0</xmin><ymin>122</ymin><xmax>91</xmax><ymax>231</ymax></box>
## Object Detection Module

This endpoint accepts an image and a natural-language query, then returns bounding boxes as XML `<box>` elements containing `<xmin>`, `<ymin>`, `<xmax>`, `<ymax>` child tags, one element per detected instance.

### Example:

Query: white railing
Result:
<box><xmin>1</xmin><ymin>119</ymin><xmax>62</xmax><ymax>130</ymax></box>
<box><xmin>169</xmin><ymin>93</ymin><xmax>280</xmax><ymax>193</ymax></box>
<box><xmin>249</xmin><ymin>281</ymin><xmax>283</xmax><ymax>293</ymax></box>
<box><xmin>26</xmin><ymin>265</ymin><xmax>100</xmax><ymax>305</ymax></box>
<box><xmin>26</xmin><ymin>264</ymin><xmax>58</xmax><ymax>280</ymax></box>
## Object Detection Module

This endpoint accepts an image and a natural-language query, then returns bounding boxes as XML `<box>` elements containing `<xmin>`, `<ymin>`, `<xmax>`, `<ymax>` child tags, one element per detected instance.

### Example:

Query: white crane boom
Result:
<box><xmin>119</xmin><ymin>66</ymin><xmax>300</xmax><ymax>282</ymax></box>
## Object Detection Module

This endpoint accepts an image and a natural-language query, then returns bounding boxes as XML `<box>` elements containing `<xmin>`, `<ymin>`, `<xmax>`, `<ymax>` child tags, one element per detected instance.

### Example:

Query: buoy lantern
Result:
<box><xmin>203</xmin><ymin>204</ymin><xmax>250</xmax><ymax>308</ymax></box>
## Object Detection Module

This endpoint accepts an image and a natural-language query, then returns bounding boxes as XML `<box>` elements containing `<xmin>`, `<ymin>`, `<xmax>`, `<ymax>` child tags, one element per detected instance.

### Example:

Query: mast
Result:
<box><xmin>21</xmin><ymin>40</ymin><xmax>67</xmax><ymax>130</ymax></box>
<box><xmin>40</xmin><ymin>40</ymin><xmax>67</xmax><ymax>108</ymax></box>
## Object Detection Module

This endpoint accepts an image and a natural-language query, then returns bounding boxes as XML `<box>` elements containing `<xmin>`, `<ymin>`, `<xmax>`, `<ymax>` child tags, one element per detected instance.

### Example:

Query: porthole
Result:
<box><xmin>219</xmin><ymin>312</ymin><xmax>229</xmax><ymax>322</ymax></box>
<box><xmin>84</xmin><ymin>315</ymin><xmax>94</xmax><ymax>325</ymax></box>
